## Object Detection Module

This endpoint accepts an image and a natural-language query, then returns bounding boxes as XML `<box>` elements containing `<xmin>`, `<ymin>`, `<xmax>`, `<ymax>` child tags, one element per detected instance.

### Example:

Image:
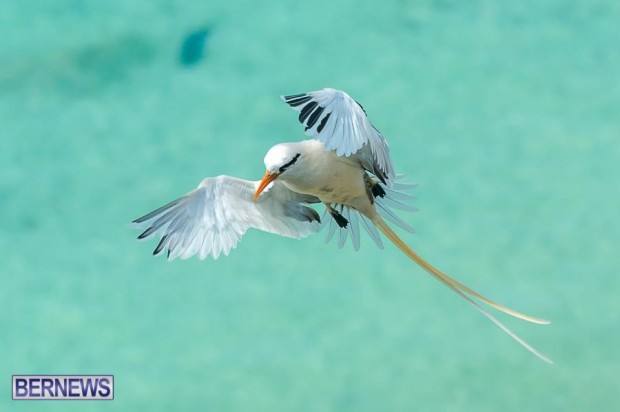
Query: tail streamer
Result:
<box><xmin>372</xmin><ymin>215</ymin><xmax>552</xmax><ymax>363</ymax></box>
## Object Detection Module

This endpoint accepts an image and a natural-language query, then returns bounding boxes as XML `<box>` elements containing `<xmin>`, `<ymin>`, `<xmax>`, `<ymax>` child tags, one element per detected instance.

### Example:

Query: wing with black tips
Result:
<box><xmin>282</xmin><ymin>88</ymin><xmax>396</xmax><ymax>185</ymax></box>
<box><xmin>130</xmin><ymin>176</ymin><xmax>321</xmax><ymax>260</ymax></box>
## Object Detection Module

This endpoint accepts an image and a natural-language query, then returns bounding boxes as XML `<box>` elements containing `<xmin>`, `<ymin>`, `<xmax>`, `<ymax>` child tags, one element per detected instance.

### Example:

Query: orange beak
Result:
<box><xmin>253</xmin><ymin>171</ymin><xmax>279</xmax><ymax>200</ymax></box>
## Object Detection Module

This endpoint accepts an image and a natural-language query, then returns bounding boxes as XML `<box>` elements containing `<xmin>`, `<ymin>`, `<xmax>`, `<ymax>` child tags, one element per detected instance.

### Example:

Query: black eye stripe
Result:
<box><xmin>278</xmin><ymin>153</ymin><xmax>301</xmax><ymax>173</ymax></box>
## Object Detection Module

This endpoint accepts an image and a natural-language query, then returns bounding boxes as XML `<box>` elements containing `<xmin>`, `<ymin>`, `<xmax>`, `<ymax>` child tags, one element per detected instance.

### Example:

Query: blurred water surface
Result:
<box><xmin>1</xmin><ymin>1</ymin><xmax>619</xmax><ymax>411</ymax></box>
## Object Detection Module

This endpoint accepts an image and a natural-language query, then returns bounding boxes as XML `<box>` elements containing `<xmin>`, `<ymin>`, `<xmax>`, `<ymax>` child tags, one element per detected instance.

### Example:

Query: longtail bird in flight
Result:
<box><xmin>131</xmin><ymin>88</ymin><xmax>551</xmax><ymax>363</ymax></box>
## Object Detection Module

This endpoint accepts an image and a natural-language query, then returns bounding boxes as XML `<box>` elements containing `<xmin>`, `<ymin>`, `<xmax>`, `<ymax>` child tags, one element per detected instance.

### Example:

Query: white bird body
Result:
<box><xmin>268</xmin><ymin>140</ymin><xmax>371</xmax><ymax>212</ymax></box>
<box><xmin>131</xmin><ymin>88</ymin><xmax>551</xmax><ymax>363</ymax></box>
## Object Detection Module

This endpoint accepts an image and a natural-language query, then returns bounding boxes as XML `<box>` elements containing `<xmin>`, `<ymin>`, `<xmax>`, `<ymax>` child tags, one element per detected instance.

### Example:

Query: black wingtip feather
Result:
<box><xmin>286</xmin><ymin>96</ymin><xmax>312</xmax><ymax>107</ymax></box>
<box><xmin>153</xmin><ymin>235</ymin><xmax>168</xmax><ymax>255</ymax></box>
<box><xmin>317</xmin><ymin>112</ymin><xmax>331</xmax><ymax>133</ymax></box>
<box><xmin>310</xmin><ymin>209</ymin><xmax>321</xmax><ymax>224</ymax></box>
<box><xmin>355</xmin><ymin>100</ymin><xmax>367</xmax><ymax>115</ymax></box>
<box><xmin>306</xmin><ymin>106</ymin><xmax>324</xmax><ymax>129</ymax></box>
<box><xmin>133</xmin><ymin>197</ymin><xmax>183</xmax><ymax>224</ymax></box>
<box><xmin>138</xmin><ymin>226</ymin><xmax>156</xmax><ymax>240</ymax></box>
<box><xmin>284</xmin><ymin>93</ymin><xmax>306</xmax><ymax>100</ymax></box>
<box><xmin>299</xmin><ymin>101</ymin><xmax>318</xmax><ymax>123</ymax></box>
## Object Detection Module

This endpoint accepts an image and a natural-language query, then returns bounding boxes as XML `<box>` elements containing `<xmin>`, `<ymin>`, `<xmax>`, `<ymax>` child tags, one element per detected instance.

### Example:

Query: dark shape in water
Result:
<box><xmin>179</xmin><ymin>27</ymin><xmax>210</xmax><ymax>67</ymax></box>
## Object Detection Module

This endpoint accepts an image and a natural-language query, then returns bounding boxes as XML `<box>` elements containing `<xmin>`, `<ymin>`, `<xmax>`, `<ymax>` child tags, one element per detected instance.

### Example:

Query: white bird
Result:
<box><xmin>131</xmin><ymin>88</ymin><xmax>551</xmax><ymax>363</ymax></box>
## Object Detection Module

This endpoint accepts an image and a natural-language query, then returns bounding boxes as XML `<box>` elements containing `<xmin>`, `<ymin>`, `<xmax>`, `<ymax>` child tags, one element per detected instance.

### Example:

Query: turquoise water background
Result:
<box><xmin>2</xmin><ymin>1</ymin><xmax>619</xmax><ymax>411</ymax></box>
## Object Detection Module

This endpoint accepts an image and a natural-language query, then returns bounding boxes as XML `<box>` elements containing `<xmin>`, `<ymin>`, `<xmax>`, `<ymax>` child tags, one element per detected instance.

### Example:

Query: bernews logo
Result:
<box><xmin>12</xmin><ymin>375</ymin><xmax>114</xmax><ymax>400</ymax></box>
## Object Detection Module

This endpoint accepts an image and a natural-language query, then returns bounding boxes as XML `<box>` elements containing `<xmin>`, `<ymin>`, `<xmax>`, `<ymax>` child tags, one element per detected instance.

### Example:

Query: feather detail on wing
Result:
<box><xmin>282</xmin><ymin>88</ymin><xmax>396</xmax><ymax>185</ymax></box>
<box><xmin>131</xmin><ymin>176</ymin><xmax>321</xmax><ymax>260</ymax></box>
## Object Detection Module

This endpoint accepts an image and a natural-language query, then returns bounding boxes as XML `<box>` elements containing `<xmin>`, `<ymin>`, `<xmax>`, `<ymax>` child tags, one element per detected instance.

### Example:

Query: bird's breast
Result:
<box><xmin>283</xmin><ymin>152</ymin><xmax>368</xmax><ymax>207</ymax></box>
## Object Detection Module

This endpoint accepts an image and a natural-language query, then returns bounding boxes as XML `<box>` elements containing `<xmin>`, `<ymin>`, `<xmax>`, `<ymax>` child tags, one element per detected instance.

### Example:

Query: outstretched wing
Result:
<box><xmin>281</xmin><ymin>88</ymin><xmax>395</xmax><ymax>185</ymax></box>
<box><xmin>131</xmin><ymin>176</ymin><xmax>321</xmax><ymax>260</ymax></box>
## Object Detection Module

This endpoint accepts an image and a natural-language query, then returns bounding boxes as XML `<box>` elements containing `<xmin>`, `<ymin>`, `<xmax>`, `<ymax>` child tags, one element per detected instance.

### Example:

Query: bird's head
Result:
<box><xmin>253</xmin><ymin>143</ymin><xmax>302</xmax><ymax>200</ymax></box>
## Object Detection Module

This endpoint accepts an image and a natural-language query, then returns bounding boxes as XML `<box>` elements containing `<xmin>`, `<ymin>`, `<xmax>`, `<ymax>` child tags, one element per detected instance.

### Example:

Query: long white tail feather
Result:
<box><xmin>371</xmin><ymin>215</ymin><xmax>552</xmax><ymax>363</ymax></box>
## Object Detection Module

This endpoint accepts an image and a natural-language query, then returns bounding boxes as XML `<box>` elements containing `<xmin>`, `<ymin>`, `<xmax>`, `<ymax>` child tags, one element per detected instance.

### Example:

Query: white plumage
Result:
<box><xmin>131</xmin><ymin>176</ymin><xmax>321</xmax><ymax>260</ymax></box>
<box><xmin>281</xmin><ymin>88</ymin><xmax>395</xmax><ymax>185</ymax></box>
<box><xmin>131</xmin><ymin>88</ymin><xmax>551</xmax><ymax>363</ymax></box>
